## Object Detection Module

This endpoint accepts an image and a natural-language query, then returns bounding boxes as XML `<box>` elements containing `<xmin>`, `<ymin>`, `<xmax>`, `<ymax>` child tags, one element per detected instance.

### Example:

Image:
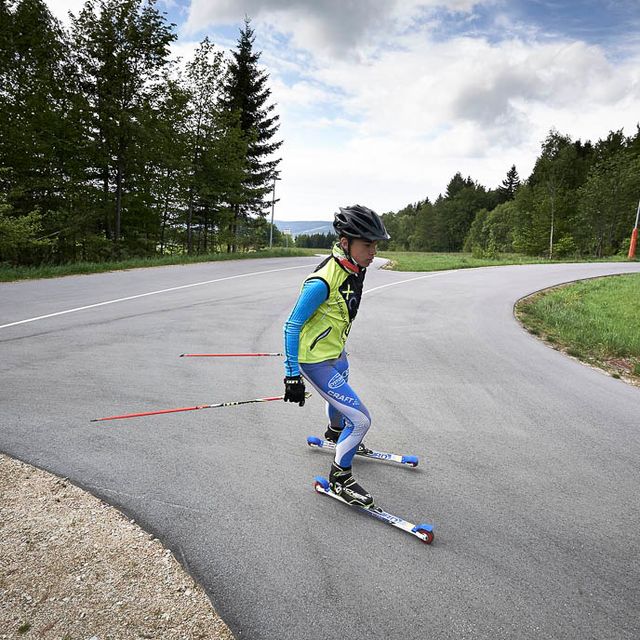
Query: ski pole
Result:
<box><xmin>179</xmin><ymin>352</ymin><xmax>283</xmax><ymax>357</ymax></box>
<box><xmin>91</xmin><ymin>393</ymin><xmax>311</xmax><ymax>422</ymax></box>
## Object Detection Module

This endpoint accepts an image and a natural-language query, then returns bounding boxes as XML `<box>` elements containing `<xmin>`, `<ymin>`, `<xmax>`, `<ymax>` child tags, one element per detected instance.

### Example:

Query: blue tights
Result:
<box><xmin>300</xmin><ymin>352</ymin><xmax>371</xmax><ymax>468</ymax></box>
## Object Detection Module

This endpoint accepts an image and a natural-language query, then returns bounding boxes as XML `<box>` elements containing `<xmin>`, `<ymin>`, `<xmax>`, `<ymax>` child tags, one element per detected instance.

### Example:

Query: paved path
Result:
<box><xmin>2</xmin><ymin>258</ymin><xmax>639</xmax><ymax>640</ymax></box>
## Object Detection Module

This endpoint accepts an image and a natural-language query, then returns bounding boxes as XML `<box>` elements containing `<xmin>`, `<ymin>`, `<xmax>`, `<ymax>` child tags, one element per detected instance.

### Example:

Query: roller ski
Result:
<box><xmin>307</xmin><ymin>435</ymin><xmax>419</xmax><ymax>468</ymax></box>
<box><xmin>313</xmin><ymin>466</ymin><xmax>434</xmax><ymax>545</ymax></box>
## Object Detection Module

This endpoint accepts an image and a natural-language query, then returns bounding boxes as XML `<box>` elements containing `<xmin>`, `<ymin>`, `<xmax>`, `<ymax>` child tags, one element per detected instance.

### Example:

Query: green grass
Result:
<box><xmin>0</xmin><ymin>247</ymin><xmax>317</xmax><ymax>282</ymax></box>
<box><xmin>516</xmin><ymin>274</ymin><xmax>640</xmax><ymax>383</ymax></box>
<box><xmin>379</xmin><ymin>251</ymin><xmax>632</xmax><ymax>272</ymax></box>
<box><xmin>1</xmin><ymin>246</ymin><xmax>635</xmax><ymax>282</ymax></box>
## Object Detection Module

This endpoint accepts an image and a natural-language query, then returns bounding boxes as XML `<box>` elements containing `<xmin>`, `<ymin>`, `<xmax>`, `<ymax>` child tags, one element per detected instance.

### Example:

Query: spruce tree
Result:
<box><xmin>0</xmin><ymin>1</ymin><xmax>73</xmax><ymax>214</ymax></box>
<box><xmin>71</xmin><ymin>0</ymin><xmax>176</xmax><ymax>253</ymax></box>
<box><xmin>497</xmin><ymin>165</ymin><xmax>520</xmax><ymax>203</ymax></box>
<box><xmin>0</xmin><ymin>0</ymin><xmax>86</xmax><ymax>263</ymax></box>
<box><xmin>445</xmin><ymin>172</ymin><xmax>473</xmax><ymax>199</ymax></box>
<box><xmin>182</xmin><ymin>37</ymin><xmax>248</xmax><ymax>254</ymax></box>
<box><xmin>221</xmin><ymin>17</ymin><xmax>281</xmax><ymax>250</ymax></box>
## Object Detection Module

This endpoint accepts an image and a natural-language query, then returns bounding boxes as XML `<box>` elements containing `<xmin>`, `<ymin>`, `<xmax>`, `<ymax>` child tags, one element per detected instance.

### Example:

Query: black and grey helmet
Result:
<box><xmin>333</xmin><ymin>205</ymin><xmax>390</xmax><ymax>241</ymax></box>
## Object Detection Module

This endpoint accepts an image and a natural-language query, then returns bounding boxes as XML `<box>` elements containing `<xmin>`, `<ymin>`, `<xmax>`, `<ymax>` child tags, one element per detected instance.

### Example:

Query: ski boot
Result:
<box><xmin>324</xmin><ymin>425</ymin><xmax>373</xmax><ymax>456</ymax></box>
<box><xmin>324</xmin><ymin>425</ymin><xmax>343</xmax><ymax>443</ymax></box>
<box><xmin>329</xmin><ymin>463</ymin><xmax>374</xmax><ymax>508</ymax></box>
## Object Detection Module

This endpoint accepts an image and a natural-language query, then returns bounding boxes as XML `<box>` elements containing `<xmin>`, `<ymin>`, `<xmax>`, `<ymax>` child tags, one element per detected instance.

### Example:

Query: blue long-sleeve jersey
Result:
<box><xmin>283</xmin><ymin>278</ymin><xmax>329</xmax><ymax>377</ymax></box>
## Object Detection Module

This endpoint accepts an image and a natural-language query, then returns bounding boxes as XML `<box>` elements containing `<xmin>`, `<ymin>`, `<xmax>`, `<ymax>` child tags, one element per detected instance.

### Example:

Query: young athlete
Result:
<box><xmin>283</xmin><ymin>205</ymin><xmax>390</xmax><ymax>507</ymax></box>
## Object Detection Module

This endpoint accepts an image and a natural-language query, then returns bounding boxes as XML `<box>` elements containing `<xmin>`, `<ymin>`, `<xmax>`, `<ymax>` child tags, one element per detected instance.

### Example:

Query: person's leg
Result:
<box><xmin>301</xmin><ymin>357</ymin><xmax>373</xmax><ymax>506</ymax></box>
<box><xmin>323</xmin><ymin>353</ymin><xmax>372</xmax><ymax>455</ymax></box>
<box><xmin>324</xmin><ymin>352</ymin><xmax>349</xmax><ymax>443</ymax></box>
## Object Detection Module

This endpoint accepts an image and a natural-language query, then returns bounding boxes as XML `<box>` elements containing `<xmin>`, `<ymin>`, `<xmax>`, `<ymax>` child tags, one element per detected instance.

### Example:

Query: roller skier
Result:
<box><xmin>283</xmin><ymin>205</ymin><xmax>390</xmax><ymax>508</ymax></box>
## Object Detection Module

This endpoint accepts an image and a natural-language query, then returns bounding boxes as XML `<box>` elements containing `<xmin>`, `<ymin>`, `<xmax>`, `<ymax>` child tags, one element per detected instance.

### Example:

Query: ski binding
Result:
<box><xmin>313</xmin><ymin>476</ymin><xmax>434</xmax><ymax>545</ymax></box>
<box><xmin>307</xmin><ymin>436</ymin><xmax>419</xmax><ymax>467</ymax></box>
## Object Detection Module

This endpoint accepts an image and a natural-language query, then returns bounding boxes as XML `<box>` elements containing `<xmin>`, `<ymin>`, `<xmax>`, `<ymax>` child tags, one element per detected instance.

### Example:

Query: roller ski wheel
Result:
<box><xmin>412</xmin><ymin>524</ymin><xmax>435</xmax><ymax>545</ymax></box>
<box><xmin>313</xmin><ymin>476</ymin><xmax>434</xmax><ymax>546</ymax></box>
<box><xmin>314</xmin><ymin>476</ymin><xmax>330</xmax><ymax>492</ymax></box>
<box><xmin>307</xmin><ymin>436</ymin><xmax>420</xmax><ymax>468</ymax></box>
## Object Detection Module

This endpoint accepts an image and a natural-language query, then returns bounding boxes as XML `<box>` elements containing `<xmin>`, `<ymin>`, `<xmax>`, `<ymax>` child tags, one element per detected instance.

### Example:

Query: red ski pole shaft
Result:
<box><xmin>92</xmin><ymin>404</ymin><xmax>211</xmax><ymax>421</ymax></box>
<box><xmin>179</xmin><ymin>352</ymin><xmax>283</xmax><ymax>357</ymax></box>
<box><xmin>91</xmin><ymin>393</ymin><xmax>310</xmax><ymax>422</ymax></box>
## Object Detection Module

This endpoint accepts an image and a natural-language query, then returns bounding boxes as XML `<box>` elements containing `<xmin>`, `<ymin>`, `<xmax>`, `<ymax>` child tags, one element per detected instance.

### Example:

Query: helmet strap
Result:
<box><xmin>338</xmin><ymin>237</ymin><xmax>361</xmax><ymax>272</ymax></box>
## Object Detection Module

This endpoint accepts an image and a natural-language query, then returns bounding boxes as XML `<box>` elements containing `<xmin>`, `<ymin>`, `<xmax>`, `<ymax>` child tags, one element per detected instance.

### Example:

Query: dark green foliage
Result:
<box><xmin>575</xmin><ymin>141</ymin><xmax>640</xmax><ymax>256</ymax></box>
<box><xmin>387</xmin><ymin>127</ymin><xmax>640</xmax><ymax>258</ymax></box>
<box><xmin>384</xmin><ymin>178</ymin><xmax>496</xmax><ymax>252</ymax></box>
<box><xmin>220</xmin><ymin>17</ymin><xmax>282</xmax><ymax>250</ymax></box>
<box><xmin>437</xmin><ymin>179</ymin><xmax>495</xmax><ymax>251</ymax></box>
<box><xmin>0</xmin><ymin>0</ymin><xmax>83</xmax><ymax>264</ymax></box>
<box><xmin>381</xmin><ymin>202</ymin><xmax>418</xmax><ymax>251</ymax></box>
<box><xmin>71</xmin><ymin>0</ymin><xmax>177</xmax><ymax>255</ymax></box>
<box><xmin>464</xmin><ymin>201</ymin><xmax>517</xmax><ymax>257</ymax></box>
<box><xmin>0</xmin><ymin>196</ymin><xmax>53</xmax><ymax>263</ymax></box>
<box><xmin>497</xmin><ymin>165</ymin><xmax>520</xmax><ymax>203</ymax></box>
<box><xmin>522</xmin><ymin>131</ymin><xmax>593</xmax><ymax>257</ymax></box>
<box><xmin>295</xmin><ymin>232</ymin><xmax>336</xmax><ymax>248</ymax></box>
<box><xmin>179</xmin><ymin>37</ymin><xmax>249</xmax><ymax>254</ymax></box>
<box><xmin>0</xmin><ymin>3</ymin><xmax>281</xmax><ymax>265</ymax></box>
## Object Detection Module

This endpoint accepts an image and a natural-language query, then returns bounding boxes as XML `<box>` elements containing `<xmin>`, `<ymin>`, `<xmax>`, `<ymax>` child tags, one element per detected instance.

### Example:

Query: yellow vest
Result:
<box><xmin>299</xmin><ymin>244</ymin><xmax>365</xmax><ymax>363</ymax></box>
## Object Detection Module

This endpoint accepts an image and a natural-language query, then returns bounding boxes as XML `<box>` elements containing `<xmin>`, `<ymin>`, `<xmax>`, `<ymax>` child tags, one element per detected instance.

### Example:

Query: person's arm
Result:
<box><xmin>283</xmin><ymin>278</ymin><xmax>329</xmax><ymax>394</ymax></box>
<box><xmin>284</xmin><ymin>278</ymin><xmax>329</xmax><ymax>376</ymax></box>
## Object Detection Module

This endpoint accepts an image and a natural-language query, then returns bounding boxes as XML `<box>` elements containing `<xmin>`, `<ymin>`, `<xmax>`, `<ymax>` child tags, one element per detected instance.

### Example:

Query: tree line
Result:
<box><xmin>0</xmin><ymin>0</ymin><xmax>281</xmax><ymax>266</ymax></box>
<box><xmin>382</xmin><ymin>128</ymin><xmax>640</xmax><ymax>258</ymax></box>
<box><xmin>294</xmin><ymin>232</ymin><xmax>335</xmax><ymax>249</ymax></box>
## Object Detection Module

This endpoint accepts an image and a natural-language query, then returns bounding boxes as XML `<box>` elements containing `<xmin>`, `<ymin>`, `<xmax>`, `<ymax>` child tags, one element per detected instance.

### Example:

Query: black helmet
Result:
<box><xmin>333</xmin><ymin>204</ymin><xmax>390</xmax><ymax>241</ymax></box>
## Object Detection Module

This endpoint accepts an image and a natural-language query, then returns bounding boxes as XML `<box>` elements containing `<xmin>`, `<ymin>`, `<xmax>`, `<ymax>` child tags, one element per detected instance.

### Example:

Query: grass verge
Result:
<box><xmin>515</xmin><ymin>273</ymin><xmax>640</xmax><ymax>386</ymax></box>
<box><xmin>1</xmin><ymin>248</ymin><xmax>636</xmax><ymax>282</ymax></box>
<box><xmin>0</xmin><ymin>248</ymin><xmax>317</xmax><ymax>282</ymax></box>
<box><xmin>379</xmin><ymin>251</ymin><xmax>633</xmax><ymax>272</ymax></box>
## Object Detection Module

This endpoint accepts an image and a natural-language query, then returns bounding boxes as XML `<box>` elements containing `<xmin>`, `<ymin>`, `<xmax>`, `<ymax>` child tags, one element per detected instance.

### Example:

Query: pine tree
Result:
<box><xmin>0</xmin><ymin>0</ymin><xmax>91</xmax><ymax>263</ymax></box>
<box><xmin>445</xmin><ymin>172</ymin><xmax>473</xmax><ymax>199</ymax></box>
<box><xmin>497</xmin><ymin>165</ymin><xmax>520</xmax><ymax>203</ymax></box>
<box><xmin>1</xmin><ymin>1</ymin><xmax>72</xmax><ymax>214</ymax></box>
<box><xmin>71</xmin><ymin>0</ymin><xmax>176</xmax><ymax>254</ymax></box>
<box><xmin>182</xmin><ymin>37</ymin><xmax>248</xmax><ymax>254</ymax></box>
<box><xmin>221</xmin><ymin>17</ymin><xmax>282</xmax><ymax>250</ymax></box>
<box><xmin>138</xmin><ymin>76</ymin><xmax>190</xmax><ymax>255</ymax></box>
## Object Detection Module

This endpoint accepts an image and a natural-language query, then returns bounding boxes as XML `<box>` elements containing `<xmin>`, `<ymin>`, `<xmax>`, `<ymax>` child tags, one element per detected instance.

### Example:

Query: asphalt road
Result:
<box><xmin>2</xmin><ymin>257</ymin><xmax>640</xmax><ymax>640</ymax></box>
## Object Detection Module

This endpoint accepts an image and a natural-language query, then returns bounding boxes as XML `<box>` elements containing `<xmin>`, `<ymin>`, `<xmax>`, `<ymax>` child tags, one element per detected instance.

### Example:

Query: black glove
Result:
<box><xmin>284</xmin><ymin>375</ymin><xmax>306</xmax><ymax>406</ymax></box>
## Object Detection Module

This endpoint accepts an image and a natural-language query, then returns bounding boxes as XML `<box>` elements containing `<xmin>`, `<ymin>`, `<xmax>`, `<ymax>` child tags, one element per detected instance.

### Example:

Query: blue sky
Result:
<box><xmin>48</xmin><ymin>1</ymin><xmax>640</xmax><ymax>221</ymax></box>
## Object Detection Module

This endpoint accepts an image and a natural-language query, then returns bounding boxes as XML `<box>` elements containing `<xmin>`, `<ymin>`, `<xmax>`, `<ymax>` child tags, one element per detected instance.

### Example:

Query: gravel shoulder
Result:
<box><xmin>0</xmin><ymin>454</ymin><xmax>234</xmax><ymax>640</ymax></box>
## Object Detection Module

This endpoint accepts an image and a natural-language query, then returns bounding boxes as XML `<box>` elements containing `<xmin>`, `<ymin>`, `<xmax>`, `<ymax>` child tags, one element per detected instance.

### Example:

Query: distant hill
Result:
<box><xmin>274</xmin><ymin>220</ymin><xmax>334</xmax><ymax>238</ymax></box>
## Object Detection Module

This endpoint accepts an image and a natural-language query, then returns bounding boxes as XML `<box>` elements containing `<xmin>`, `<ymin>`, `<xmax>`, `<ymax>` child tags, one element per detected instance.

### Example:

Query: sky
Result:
<box><xmin>47</xmin><ymin>0</ymin><xmax>640</xmax><ymax>221</ymax></box>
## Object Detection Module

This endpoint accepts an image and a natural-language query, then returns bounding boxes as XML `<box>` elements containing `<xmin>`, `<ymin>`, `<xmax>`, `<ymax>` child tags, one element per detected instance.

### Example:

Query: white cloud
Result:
<box><xmin>269</xmin><ymin>23</ymin><xmax>640</xmax><ymax>219</ymax></box>
<box><xmin>316</xmin><ymin>34</ymin><xmax>638</xmax><ymax>137</ymax></box>
<box><xmin>184</xmin><ymin>0</ymin><xmax>487</xmax><ymax>53</ymax></box>
<box><xmin>42</xmin><ymin>0</ymin><xmax>640</xmax><ymax>220</ymax></box>
<box><xmin>45</xmin><ymin>0</ymin><xmax>86</xmax><ymax>25</ymax></box>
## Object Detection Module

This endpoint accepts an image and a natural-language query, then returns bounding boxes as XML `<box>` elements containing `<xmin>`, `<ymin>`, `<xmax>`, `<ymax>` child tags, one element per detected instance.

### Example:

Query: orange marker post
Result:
<box><xmin>629</xmin><ymin>199</ymin><xmax>640</xmax><ymax>260</ymax></box>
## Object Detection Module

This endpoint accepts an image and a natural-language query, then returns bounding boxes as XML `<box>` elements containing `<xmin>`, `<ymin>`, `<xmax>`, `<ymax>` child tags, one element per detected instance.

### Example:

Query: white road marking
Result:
<box><xmin>0</xmin><ymin>263</ymin><xmax>312</xmax><ymax>330</ymax></box>
<box><xmin>364</xmin><ymin>271</ymin><xmax>451</xmax><ymax>295</ymax></box>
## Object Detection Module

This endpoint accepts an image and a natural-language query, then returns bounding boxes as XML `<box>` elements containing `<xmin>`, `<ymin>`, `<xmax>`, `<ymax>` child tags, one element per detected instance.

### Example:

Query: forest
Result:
<box><xmin>0</xmin><ymin>0</ymin><xmax>281</xmax><ymax>266</ymax></box>
<box><xmin>381</xmin><ymin>129</ymin><xmax>640</xmax><ymax>258</ymax></box>
<box><xmin>2</xmin><ymin>1</ymin><xmax>639</xmax><ymax>268</ymax></box>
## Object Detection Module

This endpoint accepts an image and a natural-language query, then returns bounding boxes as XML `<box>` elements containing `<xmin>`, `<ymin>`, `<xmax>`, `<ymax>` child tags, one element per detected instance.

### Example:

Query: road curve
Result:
<box><xmin>2</xmin><ymin>258</ymin><xmax>639</xmax><ymax>640</ymax></box>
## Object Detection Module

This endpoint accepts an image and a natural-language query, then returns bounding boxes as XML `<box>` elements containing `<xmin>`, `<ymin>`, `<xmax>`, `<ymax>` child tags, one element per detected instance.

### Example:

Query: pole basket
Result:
<box><xmin>629</xmin><ymin>227</ymin><xmax>638</xmax><ymax>260</ymax></box>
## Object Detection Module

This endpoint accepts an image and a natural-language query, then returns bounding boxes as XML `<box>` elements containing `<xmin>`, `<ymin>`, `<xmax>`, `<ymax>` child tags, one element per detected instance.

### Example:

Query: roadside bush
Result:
<box><xmin>617</xmin><ymin>237</ymin><xmax>631</xmax><ymax>257</ymax></box>
<box><xmin>554</xmin><ymin>235</ymin><xmax>578</xmax><ymax>258</ymax></box>
<box><xmin>0</xmin><ymin>204</ymin><xmax>53</xmax><ymax>265</ymax></box>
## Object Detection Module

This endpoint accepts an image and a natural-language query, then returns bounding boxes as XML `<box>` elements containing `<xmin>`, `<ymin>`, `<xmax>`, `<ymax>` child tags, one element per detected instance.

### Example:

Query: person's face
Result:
<box><xmin>341</xmin><ymin>237</ymin><xmax>378</xmax><ymax>267</ymax></box>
